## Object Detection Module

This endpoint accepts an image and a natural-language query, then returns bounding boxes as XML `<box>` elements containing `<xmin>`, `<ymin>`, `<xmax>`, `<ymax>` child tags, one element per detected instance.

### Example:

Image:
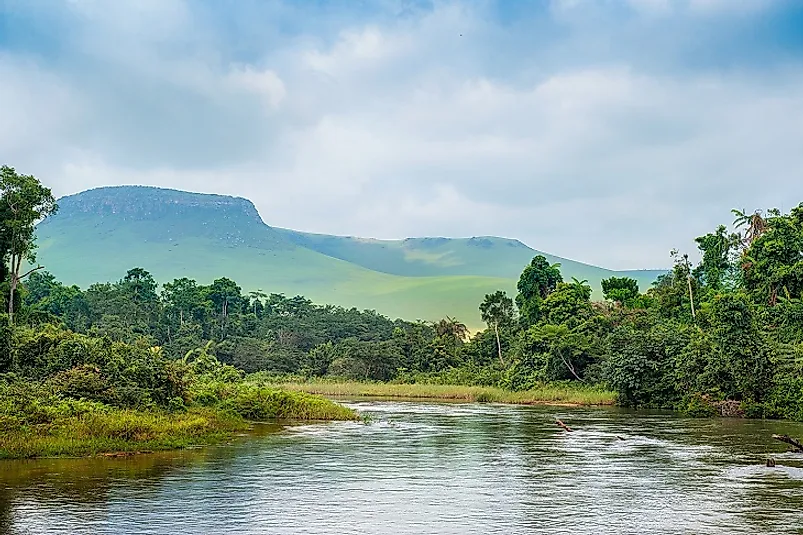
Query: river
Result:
<box><xmin>2</xmin><ymin>401</ymin><xmax>803</xmax><ymax>534</ymax></box>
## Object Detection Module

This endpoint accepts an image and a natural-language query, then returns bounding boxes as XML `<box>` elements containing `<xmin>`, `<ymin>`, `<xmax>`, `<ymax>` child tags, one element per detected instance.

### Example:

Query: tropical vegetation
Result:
<box><xmin>3</xmin><ymin>165</ymin><xmax>803</xmax><ymax>460</ymax></box>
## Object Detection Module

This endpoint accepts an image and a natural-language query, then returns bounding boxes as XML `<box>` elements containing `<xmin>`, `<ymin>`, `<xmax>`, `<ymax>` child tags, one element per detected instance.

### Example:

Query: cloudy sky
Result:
<box><xmin>2</xmin><ymin>0</ymin><xmax>803</xmax><ymax>269</ymax></box>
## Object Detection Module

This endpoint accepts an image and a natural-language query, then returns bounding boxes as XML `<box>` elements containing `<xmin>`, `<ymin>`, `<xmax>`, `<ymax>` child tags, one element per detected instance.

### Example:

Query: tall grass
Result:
<box><xmin>0</xmin><ymin>381</ymin><xmax>357</xmax><ymax>459</ymax></box>
<box><xmin>263</xmin><ymin>379</ymin><xmax>617</xmax><ymax>406</ymax></box>
<box><xmin>0</xmin><ymin>408</ymin><xmax>245</xmax><ymax>460</ymax></box>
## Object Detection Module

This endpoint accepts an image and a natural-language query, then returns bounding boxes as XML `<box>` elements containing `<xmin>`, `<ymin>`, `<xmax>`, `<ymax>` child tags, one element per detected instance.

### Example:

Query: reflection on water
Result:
<box><xmin>1</xmin><ymin>402</ymin><xmax>802</xmax><ymax>534</ymax></box>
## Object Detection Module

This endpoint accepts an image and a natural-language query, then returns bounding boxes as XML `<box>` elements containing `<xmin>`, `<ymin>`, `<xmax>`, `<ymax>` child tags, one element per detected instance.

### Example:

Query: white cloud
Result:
<box><xmin>226</xmin><ymin>66</ymin><xmax>287</xmax><ymax>109</ymax></box>
<box><xmin>2</xmin><ymin>0</ymin><xmax>803</xmax><ymax>269</ymax></box>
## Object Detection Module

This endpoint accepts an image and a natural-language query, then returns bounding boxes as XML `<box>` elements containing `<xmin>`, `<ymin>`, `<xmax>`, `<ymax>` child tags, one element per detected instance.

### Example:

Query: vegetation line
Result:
<box><xmin>264</xmin><ymin>380</ymin><xmax>617</xmax><ymax>406</ymax></box>
<box><xmin>2</xmin><ymin>165</ymin><xmax>803</xmax><ymax>462</ymax></box>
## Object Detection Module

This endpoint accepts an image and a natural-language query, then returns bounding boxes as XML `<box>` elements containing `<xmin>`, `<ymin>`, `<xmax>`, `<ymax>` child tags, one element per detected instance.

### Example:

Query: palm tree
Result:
<box><xmin>570</xmin><ymin>277</ymin><xmax>589</xmax><ymax>289</ymax></box>
<box><xmin>569</xmin><ymin>277</ymin><xmax>591</xmax><ymax>299</ymax></box>
<box><xmin>433</xmin><ymin>316</ymin><xmax>469</xmax><ymax>343</ymax></box>
<box><xmin>732</xmin><ymin>208</ymin><xmax>766</xmax><ymax>248</ymax></box>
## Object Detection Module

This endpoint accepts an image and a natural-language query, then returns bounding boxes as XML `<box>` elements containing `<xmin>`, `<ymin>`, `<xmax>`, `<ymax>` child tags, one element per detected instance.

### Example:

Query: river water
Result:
<box><xmin>2</xmin><ymin>401</ymin><xmax>803</xmax><ymax>534</ymax></box>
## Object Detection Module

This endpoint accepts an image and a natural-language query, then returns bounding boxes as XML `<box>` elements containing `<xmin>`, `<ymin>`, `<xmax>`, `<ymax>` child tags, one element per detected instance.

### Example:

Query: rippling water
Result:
<box><xmin>2</xmin><ymin>401</ymin><xmax>803</xmax><ymax>534</ymax></box>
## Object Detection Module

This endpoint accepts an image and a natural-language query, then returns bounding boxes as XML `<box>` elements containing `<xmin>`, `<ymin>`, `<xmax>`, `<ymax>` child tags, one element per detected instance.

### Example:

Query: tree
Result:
<box><xmin>517</xmin><ymin>324</ymin><xmax>594</xmax><ymax>384</ymax></box>
<box><xmin>0</xmin><ymin>166</ymin><xmax>58</xmax><ymax>324</ymax></box>
<box><xmin>601</xmin><ymin>276</ymin><xmax>639</xmax><ymax>306</ymax></box>
<box><xmin>541</xmin><ymin>281</ymin><xmax>592</xmax><ymax>328</ymax></box>
<box><xmin>162</xmin><ymin>277</ymin><xmax>205</xmax><ymax>326</ymax></box>
<box><xmin>433</xmin><ymin>316</ymin><xmax>469</xmax><ymax>343</ymax></box>
<box><xmin>671</xmin><ymin>249</ymin><xmax>697</xmax><ymax>320</ymax></box>
<box><xmin>207</xmin><ymin>278</ymin><xmax>244</xmax><ymax>339</ymax></box>
<box><xmin>741</xmin><ymin>204</ymin><xmax>803</xmax><ymax>305</ymax></box>
<box><xmin>732</xmin><ymin>208</ymin><xmax>767</xmax><ymax>249</ymax></box>
<box><xmin>249</xmin><ymin>290</ymin><xmax>267</xmax><ymax>316</ymax></box>
<box><xmin>694</xmin><ymin>225</ymin><xmax>740</xmax><ymax>291</ymax></box>
<box><xmin>122</xmin><ymin>268</ymin><xmax>158</xmax><ymax>304</ymax></box>
<box><xmin>516</xmin><ymin>255</ymin><xmax>562</xmax><ymax>325</ymax></box>
<box><xmin>208</xmin><ymin>278</ymin><xmax>243</xmax><ymax>319</ymax></box>
<box><xmin>479</xmin><ymin>290</ymin><xmax>515</xmax><ymax>365</ymax></box>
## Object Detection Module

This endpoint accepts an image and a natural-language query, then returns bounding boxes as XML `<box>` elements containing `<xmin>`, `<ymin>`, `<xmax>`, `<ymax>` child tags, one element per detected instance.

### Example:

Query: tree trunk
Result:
<box><xmin>557</xmin><ymin>348</ymin><xmax>584</xmax><ymax>382</ymax></box>
<box><xmin>7</xmin><ymin>254</ymin><xmax>21</xmax><ymax>325</ymax></box>
<box><xmin>7</xmin><ymin>275</ymin><xmax>16</xmax><ymax>325</ymax></box>
<box><xmin>773</xmin><ymin>434</ymin><xmax>803</xmax><ymax>453</ymax></box>
<box><xmin>7</xmin><ymin>260</ymin><xmax>45</xmax><ymax>325</ymax></box>
<box><xmin>682</xmin><ymin>254</ymin><xmax>696</xmax><ymax>320</ymax></box>
<box><xmin>494</xmin><ymin>323</ymin><xmax>503</xmax><ymax>365</ymax></box>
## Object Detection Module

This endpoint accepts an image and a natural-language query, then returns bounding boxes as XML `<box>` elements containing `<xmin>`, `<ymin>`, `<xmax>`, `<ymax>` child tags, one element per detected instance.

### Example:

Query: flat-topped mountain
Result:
<box><xmin>35</xmin><ymin>186</ymin><xmax>665</xmax><ymax>326</ymax></box>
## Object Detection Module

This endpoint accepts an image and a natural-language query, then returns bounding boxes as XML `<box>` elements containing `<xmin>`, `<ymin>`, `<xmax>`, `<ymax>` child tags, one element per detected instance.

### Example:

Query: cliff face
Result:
<box><xmin>38</xmin><ymin>186</ymin><xmax>290</xmax><ymax>249</ymax></box>
<box><xmin>50</xmin><ymin>186</ymin><xmax>263</xmax><ymax>224</ymax></box>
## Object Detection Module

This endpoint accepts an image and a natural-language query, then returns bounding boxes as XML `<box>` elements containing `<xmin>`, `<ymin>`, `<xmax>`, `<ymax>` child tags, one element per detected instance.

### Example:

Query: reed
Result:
<box><xmin>261</xmin><ymin>380</ymin><xmax>617</xmax><ymax>406</ymax></box>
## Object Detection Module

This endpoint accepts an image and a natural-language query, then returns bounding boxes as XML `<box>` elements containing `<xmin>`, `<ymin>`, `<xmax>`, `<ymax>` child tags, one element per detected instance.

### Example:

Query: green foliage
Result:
<box><xmin>514</xmin><ymin>324</ymin><xmax>595</xmax><ymax>387</ymax></box>
<box><xmin>35</xmin><ymin>187</ymin><xmax>665</xmax><ymax>330</ymax></box>
<box><xmin>6</xmin><ymin>172</ymin><xmax>803</xmax><ymax>425</ymax></box>
<box><xmin>601</xmin><ymin>277</ymin><xmax>639</xmax><ymax>305</ymax></box>
<box><xmin>604</xmin><ymin>323</ymin><xmax>687</xmax><ymax>408</ymax></box>
<box><xmin>515</xmin><ymin>255</ymin><xmax>563</xmax><ymax>325</ymax></box>
<box><xmin>0</xmin><ymin>166</ymin><xmax>59</xmax><ymax>323</ymax></box>
<box><xmin>693</xmin><ymin>225</ymin><xmax>740</xmax><ymax>291</ymax></box>
<box><xmin>681</xmin><ymin>393</ymin><xmax>719</xmax><ymax>418</ymax></box>
<box><xmin>742</xmin><ymin>204</ymin><xmax>803</xmax><ymax>305</ymax></box>
<box><xmin>540</xmin><ymin>281</ymin><xmax>592</xmax><ymax>328</ymax></box>
<box><xmin>479</xmin><ymin>291</ymin><xmax>515</xmax><ymax>328</ymax></box>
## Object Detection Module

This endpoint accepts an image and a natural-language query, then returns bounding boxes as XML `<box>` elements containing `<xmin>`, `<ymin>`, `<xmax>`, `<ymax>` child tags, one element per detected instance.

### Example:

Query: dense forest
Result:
<box><xmin>2</xmin><ymin>165</ymin><xmax>803</xmax><ymax>424</ymax></box>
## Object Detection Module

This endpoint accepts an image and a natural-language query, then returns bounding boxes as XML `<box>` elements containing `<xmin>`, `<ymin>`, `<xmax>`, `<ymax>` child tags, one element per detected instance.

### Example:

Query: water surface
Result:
<box><xmin>2</xmin><ymin>402</ymin><xmax>803</xmax><ymax>534</ymax></box>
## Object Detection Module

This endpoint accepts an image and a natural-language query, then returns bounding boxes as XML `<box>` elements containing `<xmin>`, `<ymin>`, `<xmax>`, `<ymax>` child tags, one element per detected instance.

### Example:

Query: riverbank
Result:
<box><xmin>262</xmin><ymin>380</ymin><xmax>618</xmax><ymax>406</ymax></box>
<box><xmin>0</xmin><ymin>383</ymin><xmax>358</xmax><ymax>460</ymax></box>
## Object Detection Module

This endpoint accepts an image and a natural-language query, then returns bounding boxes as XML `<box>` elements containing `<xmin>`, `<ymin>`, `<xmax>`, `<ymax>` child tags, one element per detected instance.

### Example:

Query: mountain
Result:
<box><xmin>34</xmin><ymin>186</ymin><xmax>665</xmax><ymax>328</ymax></box>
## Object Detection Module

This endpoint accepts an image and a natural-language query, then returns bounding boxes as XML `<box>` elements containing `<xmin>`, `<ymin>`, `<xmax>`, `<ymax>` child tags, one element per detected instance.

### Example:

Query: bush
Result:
<box><xmin>681</xmin><ymin>393</ymin><xmax>719</xmax><ymax>417</ymax></box>
<box><xmin>48</xmin><ymin>364</ymin><xmax>111</xmax><ymax>402</ymax></box>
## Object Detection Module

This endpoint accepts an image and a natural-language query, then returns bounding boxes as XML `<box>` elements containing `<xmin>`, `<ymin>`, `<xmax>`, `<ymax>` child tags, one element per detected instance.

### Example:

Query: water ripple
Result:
<box><xmin>2</xmin><ymin>403</ymin><xmax>803</xmax><ymax>535</ymax></box>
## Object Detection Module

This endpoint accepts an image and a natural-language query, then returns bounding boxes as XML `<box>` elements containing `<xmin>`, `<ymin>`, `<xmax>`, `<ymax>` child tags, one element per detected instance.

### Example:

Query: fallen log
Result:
<box><xmin>772</xmin><ymin>434</ymin><xmax>803</xmax><ymax>453</ymax></box>
<box><xmin>556</xmin><ymin>419</ymin><xmax>572</xmax><ymax>432</ymax></box>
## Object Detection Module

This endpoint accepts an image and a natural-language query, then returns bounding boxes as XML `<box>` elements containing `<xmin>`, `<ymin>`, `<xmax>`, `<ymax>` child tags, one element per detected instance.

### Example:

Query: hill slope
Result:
<box><xmin>277</xmin><ymin>229</ymin><xmax>663</xmax><ymax>285</ymax></box>
<box><xmin>34</xmin><ymin>186</ymin><xmax>665</xmax><ymax>327</ymax></box>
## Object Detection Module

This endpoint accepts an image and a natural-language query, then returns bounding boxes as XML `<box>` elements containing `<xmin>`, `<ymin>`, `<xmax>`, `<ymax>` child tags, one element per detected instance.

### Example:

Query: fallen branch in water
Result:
<box><xmin>772</xmin><ymin>434</ymin><xmax>803</xmax><ymax>453</ymax></box>
<box><xmin>556</xmin><ymin>419</ymin><xmax>572</xmax><ymax>432</ymax></box>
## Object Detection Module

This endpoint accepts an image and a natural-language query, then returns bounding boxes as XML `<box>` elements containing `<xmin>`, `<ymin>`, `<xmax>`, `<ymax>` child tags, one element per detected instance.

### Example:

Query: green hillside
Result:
<box><xmin>278</xmin><ymin>229</ymin><xmax>664</xmax><ymax>288</ymax></box>
<box><xmin>34</xmin><ymin>186</ymin><xmax>665</xmax><ymax>328</ymax></box>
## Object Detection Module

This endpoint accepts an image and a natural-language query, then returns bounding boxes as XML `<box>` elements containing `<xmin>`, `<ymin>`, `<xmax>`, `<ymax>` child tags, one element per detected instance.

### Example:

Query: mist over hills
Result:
<box><xmin>35</xmin><ymin>186</ymin><xmax>665</xmax><ymax>327</ymax></box>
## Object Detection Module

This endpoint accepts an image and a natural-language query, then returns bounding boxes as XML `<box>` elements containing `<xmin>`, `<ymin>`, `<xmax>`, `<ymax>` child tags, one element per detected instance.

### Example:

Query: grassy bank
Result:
<box><xmin>0</xmin><ymin>407</ymin><xmax>247</xmax><ymax>460</ymax></box>
<box><xmin>0</xmin><ymin>382</ymin><xmax>357</xmax><ymax>460</ymax></box>
<box><xmin>263</xmin><ymin>380</ymin><xmax>617</xmax><ymax>406</ymax></box>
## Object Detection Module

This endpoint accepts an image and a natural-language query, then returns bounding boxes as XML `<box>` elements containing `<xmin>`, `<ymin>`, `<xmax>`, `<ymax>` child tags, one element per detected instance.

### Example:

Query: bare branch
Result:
<box><xmin>19</xmin><ymin>265</ymin><xmax>45</xmax><ymax>280</ymax></box>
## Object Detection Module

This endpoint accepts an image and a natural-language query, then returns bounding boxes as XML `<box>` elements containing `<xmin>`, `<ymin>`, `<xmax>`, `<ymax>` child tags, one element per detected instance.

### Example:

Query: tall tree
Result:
<box><xmin>741</xmin><ymin>204</ymin><xmax>803</xmax><ymax>305</ymax></box>
<box><xmin>248</xmin><ymin>290</ymin><xmax>267</xmax><ymax>316</ymax></box>
<box><xmin>162</xmin><ymin>277</ymin><xmax>205</xmax><ymax>326</ymax></box>
<box><xmin>516</xmin><ymin>255</ymin><xmax>562</xmax><ymax>325</ymax></box>
<box><xmin>433</xmin><ymin>316</ymin><xmax>469</xmax><ymax>343</ymax></box>
<box><xmin>0</xmin><ymin>166</ymin><xmax>58</xmax><ymax>324</ymax></box>
<box><xmin>694</xmin><ymin>225</ymin><xmax>740</xmax><ymax>291</ymax></box>
<box><xmin>732</xmin><ymin>209</ymin><xmax>767</xmax><ymax>249</ymax></box>
<box><xmin>479</xmin><ymin>290</ymin><xmax>515</xmax><ymax>365</ymax></box>
<box><xmin>208</xmin><ymin>278</ymin><xmax>244</xmax><ymax>338</ymax></box>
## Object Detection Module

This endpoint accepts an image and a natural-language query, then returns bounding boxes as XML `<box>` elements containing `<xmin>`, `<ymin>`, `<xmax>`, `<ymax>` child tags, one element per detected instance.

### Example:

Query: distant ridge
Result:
<box><xmin>35</xmin><ymin>186</ymin><xmax>666</xmax><ymax>327</ymax></box>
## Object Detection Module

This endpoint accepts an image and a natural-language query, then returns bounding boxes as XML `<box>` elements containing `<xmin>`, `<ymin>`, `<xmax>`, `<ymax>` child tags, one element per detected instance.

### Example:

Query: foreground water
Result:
<box><xmin>2</xmin><ymin>401</ymin><xmax>803</xmax><ymax>534</ymax></box>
